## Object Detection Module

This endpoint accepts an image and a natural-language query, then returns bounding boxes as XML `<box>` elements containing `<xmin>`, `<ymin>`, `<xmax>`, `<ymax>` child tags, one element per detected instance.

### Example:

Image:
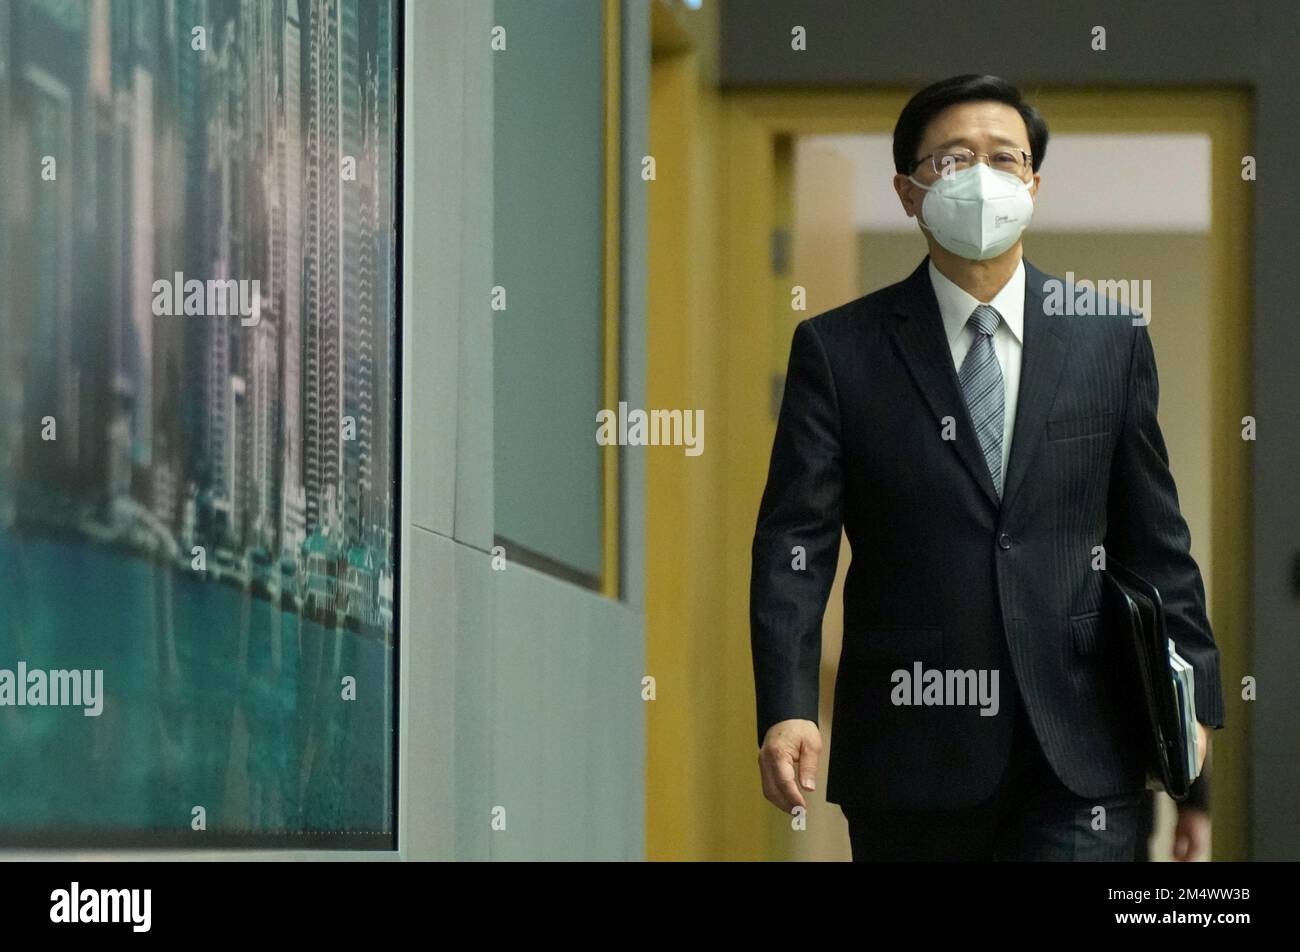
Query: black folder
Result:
<box><xmin>1100</xmin><ymin>557</ymin><xmax>1195</xmax><ymax>801</ymax></box>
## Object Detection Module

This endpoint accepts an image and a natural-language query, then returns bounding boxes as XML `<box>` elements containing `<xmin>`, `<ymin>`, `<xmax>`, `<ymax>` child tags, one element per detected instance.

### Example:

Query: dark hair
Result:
<box><xmin>892</xmin><ymin>74</ymin><xmax>1048</xmax><ymax>175</ymax></box>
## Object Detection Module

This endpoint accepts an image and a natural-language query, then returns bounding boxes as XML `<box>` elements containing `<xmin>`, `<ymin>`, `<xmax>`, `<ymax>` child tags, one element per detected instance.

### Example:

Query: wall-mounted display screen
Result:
<box><xmin>0</xmin><ymin>0</ymin><xmax>399</xmax><ymax>849</ymax></box>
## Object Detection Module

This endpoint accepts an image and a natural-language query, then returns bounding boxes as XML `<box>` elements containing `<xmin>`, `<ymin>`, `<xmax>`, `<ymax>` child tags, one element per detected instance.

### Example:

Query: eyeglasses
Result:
<box><xmin>911</xmin><ymin>147</ymin><xmax>1033</xmax><ymax>179</ymax></box>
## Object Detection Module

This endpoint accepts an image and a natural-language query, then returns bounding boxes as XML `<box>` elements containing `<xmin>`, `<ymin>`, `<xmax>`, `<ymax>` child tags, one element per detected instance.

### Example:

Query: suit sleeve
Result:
<box><xmin>1104</xmin><ymin>322</ymin><xmax>1226</xmax><ymax>729</ymax></box>
<box><xmin>750</xmin><ymin>319</ymin><xmax>844</xmax><ymax>748</ymax></box>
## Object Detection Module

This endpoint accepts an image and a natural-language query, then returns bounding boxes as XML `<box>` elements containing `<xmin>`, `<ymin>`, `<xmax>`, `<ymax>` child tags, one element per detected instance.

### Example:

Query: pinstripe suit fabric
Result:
<box><xmin>750</xmin><ymin>256</ymin><xmax>1225</xmax><ymax>813</ymax></box>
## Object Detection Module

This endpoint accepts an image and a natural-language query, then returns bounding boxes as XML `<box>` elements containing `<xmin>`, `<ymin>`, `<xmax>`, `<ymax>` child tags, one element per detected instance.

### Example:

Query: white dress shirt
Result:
<box><xmin>928</xmin><ymin>257</ymin><xmax>1025</xmax><ymax>485</ymax></box>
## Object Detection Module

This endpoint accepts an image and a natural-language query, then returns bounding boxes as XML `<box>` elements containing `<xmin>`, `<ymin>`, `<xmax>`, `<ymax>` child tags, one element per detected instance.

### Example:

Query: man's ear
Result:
<box><xmin>1029</xmin><ymin>172</ymin><xmax>1041</xmax><ymax>205</ymax></box>
<box><xmin>894</xmin><ymin>173</ymin><xmax>921</xmax><ymax>219</ymax></box>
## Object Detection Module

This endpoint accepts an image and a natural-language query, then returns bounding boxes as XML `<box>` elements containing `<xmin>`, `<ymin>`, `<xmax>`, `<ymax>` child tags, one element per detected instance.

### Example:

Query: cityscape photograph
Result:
<box><xmin>0</xmin><ymin>0</ymin><xmax>398</xmax><ymax>847</ymax></box>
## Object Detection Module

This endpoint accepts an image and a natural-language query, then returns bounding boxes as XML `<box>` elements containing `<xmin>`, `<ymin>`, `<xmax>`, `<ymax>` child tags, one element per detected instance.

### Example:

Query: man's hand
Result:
<box><xmin>1173</xmin><ymin>807</ymin><xmax>1210</xmax><ymax>862</ymax></box>
<box><xmin>758</xmin><ymin>719</ymin><xmax>822</xmax><ymax>814</ymax></box>
<box><xmin>1195</xmin><ymin>722</ymin><xmax>1209</xmax><ymax>775</ymax></box>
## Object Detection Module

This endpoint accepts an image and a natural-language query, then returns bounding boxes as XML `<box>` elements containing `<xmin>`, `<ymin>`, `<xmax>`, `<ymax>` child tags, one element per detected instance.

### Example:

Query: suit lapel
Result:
<box><xmin>999</xmin><ymin>259</ymin><xmax>1070</xmax><ymax>514</ymax></box>
<box><xmin>889</xmin><ymin>256</ymin><xmax>1070</xmax><ymax>515</ymax></box>
<box><xmin>890</xmin><ymin>258</ymin><xmax>1001</xmax><ymax>509</ymax></box>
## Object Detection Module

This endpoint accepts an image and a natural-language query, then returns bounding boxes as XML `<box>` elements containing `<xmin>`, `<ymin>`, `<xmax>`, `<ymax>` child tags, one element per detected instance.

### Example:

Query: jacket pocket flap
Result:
<box><xmin>1070</xmin><ymin>611</ymin><xmax>1102</xmax><ymax>656</ymax></box>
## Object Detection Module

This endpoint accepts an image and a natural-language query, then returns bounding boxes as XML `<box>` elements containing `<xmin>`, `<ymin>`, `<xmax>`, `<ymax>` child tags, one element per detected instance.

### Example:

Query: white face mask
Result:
<box><xmin>908</xmin><ymin>163</ymin><xmax>1035</xmax><ymax>261</ymax></box>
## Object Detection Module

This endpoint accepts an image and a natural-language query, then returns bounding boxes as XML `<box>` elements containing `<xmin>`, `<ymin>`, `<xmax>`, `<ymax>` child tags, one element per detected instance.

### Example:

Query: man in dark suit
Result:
<box><xmin>750</xmin><ymin>75</ymin><xmax>1224</xmax><ymax>861</ymax></box>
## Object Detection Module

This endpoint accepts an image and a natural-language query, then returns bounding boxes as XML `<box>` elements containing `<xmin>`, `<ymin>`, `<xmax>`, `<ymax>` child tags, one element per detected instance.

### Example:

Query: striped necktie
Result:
<box><xmin>958</xmin><ymin>304</ymin><xmax>1005</xmax><ymax>497</ymax></box>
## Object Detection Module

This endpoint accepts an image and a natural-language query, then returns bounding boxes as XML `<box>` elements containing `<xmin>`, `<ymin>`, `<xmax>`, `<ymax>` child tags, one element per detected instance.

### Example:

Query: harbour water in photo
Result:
<box><xmin>0</xmin><ymin>530</ymin><xmax>394</xmax><ymax>848</ymax></box>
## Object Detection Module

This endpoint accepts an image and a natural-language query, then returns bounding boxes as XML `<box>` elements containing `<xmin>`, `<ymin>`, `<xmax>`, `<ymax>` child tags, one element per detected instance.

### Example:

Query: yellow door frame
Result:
<box><xmin>721</xmin><ymin>88</ymin><xmax>1253</xmax><ymax>860</ymax></box>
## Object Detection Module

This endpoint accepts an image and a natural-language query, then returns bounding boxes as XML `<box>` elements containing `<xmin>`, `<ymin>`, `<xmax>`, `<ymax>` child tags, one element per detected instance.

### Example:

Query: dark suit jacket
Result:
<box><xmin>750</xmin><ymin>255</ymin><xmax>1226</xmax><ymax>812</ymax></box>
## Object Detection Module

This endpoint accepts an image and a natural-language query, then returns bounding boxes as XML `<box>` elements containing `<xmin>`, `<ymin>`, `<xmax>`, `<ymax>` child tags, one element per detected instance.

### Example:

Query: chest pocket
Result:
<box><xmin>1046</xmin><ymin>410</ymin><xmax>1115</xmax><ymax>442</ymax></box>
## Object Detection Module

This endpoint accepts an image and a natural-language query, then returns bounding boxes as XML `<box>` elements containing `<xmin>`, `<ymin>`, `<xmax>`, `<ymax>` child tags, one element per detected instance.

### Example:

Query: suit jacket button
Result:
<box><xmin>997</xmin><ymin>533</ymin><xmax>1012</xmax><ymax>550</ymax></box>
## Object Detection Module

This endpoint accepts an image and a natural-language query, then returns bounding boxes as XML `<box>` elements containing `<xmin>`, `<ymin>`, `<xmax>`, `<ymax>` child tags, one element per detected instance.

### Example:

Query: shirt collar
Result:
<box><xmin>928</xmin><ymin>257</ymin><xmax>1026</xmax><ymax>346</ymax></box>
